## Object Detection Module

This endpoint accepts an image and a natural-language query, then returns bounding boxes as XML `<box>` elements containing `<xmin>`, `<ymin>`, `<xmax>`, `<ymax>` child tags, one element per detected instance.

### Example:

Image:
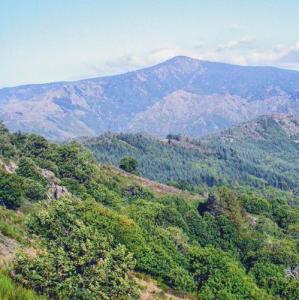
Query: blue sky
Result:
<box><xmin>1</xmin><ymin>0</ymin><xmax>299</xmax><ymax>87</ymax></box>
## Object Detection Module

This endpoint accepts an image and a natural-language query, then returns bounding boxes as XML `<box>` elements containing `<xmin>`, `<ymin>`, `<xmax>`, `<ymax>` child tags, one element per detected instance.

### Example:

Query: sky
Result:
<box><xmin>1</xmin><ymin>0</ymin><xmax>299</xmax><ymax>87</ymax></box>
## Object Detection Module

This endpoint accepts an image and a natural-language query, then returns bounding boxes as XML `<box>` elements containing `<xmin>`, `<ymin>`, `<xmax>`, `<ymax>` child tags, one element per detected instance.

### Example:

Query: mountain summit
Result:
<box><xmin>1</xmin><ymin>56</ymin><xmax>299</xmax><ymax>140</ymax></box>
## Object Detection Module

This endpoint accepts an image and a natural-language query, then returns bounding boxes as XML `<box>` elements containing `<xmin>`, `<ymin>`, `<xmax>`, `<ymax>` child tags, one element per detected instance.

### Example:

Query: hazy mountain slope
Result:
<box><xmin>83</xmin><ymin>114</ymin><xmax>299</xmax><ymax>193</ymax></box>
<box><xmin>1</xmin><ymin>56</ymin><xmax>299</xmax><ymax>140</ymax></box>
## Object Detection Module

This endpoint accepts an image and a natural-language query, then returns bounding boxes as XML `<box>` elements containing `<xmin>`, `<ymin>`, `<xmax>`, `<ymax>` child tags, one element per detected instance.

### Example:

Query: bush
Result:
<box><xmin>188</xmin><ymin>246</ymin><xmax>271</xmax><ymax>299</ymax></box>
<box><xmin>86</xmin><ymin>180</ymin><xmax>122</xmax><ymax>208</ymax></box>
<box><xmin>16</xmin><ymin>157</ymin><xmax>46</xmax><ymax>186</ymax></box>
<box><xmin>240</xmin><ymin>193</ymin><xmax>271</xmax><ymax>215</ymax></box>
<box><xmin>23</xmin><ymin>178</ymin><xmax>47</xmax><ymax>202</ymax></box>
<box><xmin>250</xmin><ymin>262</ymin><xmax>299</xmax><ymax>299</ymax></box>
<box><xmin>119</xmin><ymin>157</ymin><xmax>139</xmax><ymax>174</ymax></box>
<box><xmin>0</xmin><ymin>171</ymin><xmax>24</xmax><ymax>209</ymax></box>
<box><xmin>122</xmin><ymin>185</ymin><xmax>154</xmax><ymax>201</ymax></box>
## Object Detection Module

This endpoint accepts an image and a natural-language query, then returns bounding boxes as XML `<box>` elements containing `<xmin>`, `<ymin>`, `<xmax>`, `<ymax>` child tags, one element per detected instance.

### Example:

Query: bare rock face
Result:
<box><xmin>40</xmin><ymin>168</ymin><xmax>69</xmax><ymax>201</ymax></box>
<box><xmin>47</xmin><ymin>183</ymin><xmax>68</xmax><ymax>200</ymax></box>
<box><xmin>1</xmin><ymin>56</ymin><xmax>299</xmax><ymax>140</ymax></box>
<box><xmin>44</xmin><ymin>175</ymin><xmax>68</xmax><ymax>201</ymax></box>
<box><xmin>40</xmin><ymin>168</ymin><xmax>59</xmax><ymax>183</ymax></box>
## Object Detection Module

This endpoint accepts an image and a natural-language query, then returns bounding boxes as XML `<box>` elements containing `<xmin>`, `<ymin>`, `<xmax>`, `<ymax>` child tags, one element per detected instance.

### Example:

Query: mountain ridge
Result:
<box><xmin>1</xmin><ymin>56</ymin><xmax>299</xmax><ymax>140</ymax></box>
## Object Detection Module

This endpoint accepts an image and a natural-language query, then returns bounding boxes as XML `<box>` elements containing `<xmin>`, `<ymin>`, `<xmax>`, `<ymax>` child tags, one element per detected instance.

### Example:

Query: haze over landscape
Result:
<box><xmin>1</xmin><ymin>1</ymin><xmax>299</xmax><ymax>299</ymax></box>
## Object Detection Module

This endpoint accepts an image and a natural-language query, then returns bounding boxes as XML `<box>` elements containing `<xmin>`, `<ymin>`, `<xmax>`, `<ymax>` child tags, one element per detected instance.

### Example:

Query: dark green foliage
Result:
<box><xmin>86</xmin><ymin>180</ymin><xmax>122</xmax><ymax>208</ymax></box>
<box><xmin>250</xmin><ymin>263</ymin><xmax>299</xmax><ymax>299</ymax></box>
<box><xmin>119</xmin><ymin>156</ymin><xmax>139</xmax><ymax>174</ymax></box>
<box><xmin>188</xmin><ymin>246</ymin><xmax>271</xmax><ymax>299</ymax></box>
<box><xmin>16</xmin><ymin>157</ymin><xmax>47</xmax><ymax>186</ymax></box>
<box><xmin>22</xmin><ymin>178</ymin><xmax>47</xmax><ymax>202</ymax></box>
<box><xmin>0</xmin><ymin>122</ymin><xmax>17</xmax><ymax>158</ymax></box>
<box><xmin>122</xmin><ymin>185</ymin><xmax>154</xmax><ymax>202</ymax></box>
<box><xmin>0</xmin><ymin>170</ymin><xmax>24</xmax><ymax>209</ymax></box>
<box><xmin>240</xmin><ymin>192</ymin><xmax>271</xmax><ymax>215</ymax></box>
<box><xmin>166</xmin><ymin>133</ymin><xmax>181</xmax><ymax>141</ymax></box>
<box><xmin>19</xmin><ymin>134</ymin><xmax>49</xmax><ymax>157</ymax></box>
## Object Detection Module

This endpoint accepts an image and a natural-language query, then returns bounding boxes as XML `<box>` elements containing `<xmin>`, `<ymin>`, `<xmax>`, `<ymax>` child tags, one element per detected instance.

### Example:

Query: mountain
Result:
<box><xmin>1</xmin><ymin>121</ymin><xmax>299</xmax><ymax>299</ymax></box>
<box><xmin>83</xmin><ymin>114</ymin><xmax>299</xmax><ymax>194</ymax></box>
<box><xmin>1</xmin><ymin>56</ymin><xmax>299</xmax><ymax>140</ymax></box>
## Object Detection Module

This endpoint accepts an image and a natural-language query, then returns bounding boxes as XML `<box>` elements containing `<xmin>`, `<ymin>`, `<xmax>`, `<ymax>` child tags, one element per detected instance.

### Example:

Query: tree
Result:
<box><xmin>166</xmin><ymin>134</ymin><xmax>181</xmax><ymax>142</ymax></box>
<box><xmin>250</xmin><ymin>262</ymin><xmax>299</xmax><ymax>299</ymax></box>
<box><xmin>119</xmin><ymin>157</ymin><xmax>139</xmax><ymax>174</ymax></box>
<box><xmin>0</xmin><ymin>171</ymin><xmax>24</xmax><ymax>209</ymax></box>
<box><xmin>16</xmin><ymin>157</ymin><xmax>46</xmax><ymax>185</ymax></box>
<box><xmin>187</xmin><ymin>246</ymin><xmax>271</xmax><ymax>299</ymax></box>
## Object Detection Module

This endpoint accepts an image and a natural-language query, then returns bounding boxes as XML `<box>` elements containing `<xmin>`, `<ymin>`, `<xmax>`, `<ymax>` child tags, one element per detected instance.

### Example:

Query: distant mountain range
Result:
<box><xmin>82</xmin><ymin>114</ymin><xmax>299</xmax><ymax>193</ymax></box>
<box><xmin>1</xmin><ymin>56</ymin><xmax>299</xmax><ymax>140</ymax></box>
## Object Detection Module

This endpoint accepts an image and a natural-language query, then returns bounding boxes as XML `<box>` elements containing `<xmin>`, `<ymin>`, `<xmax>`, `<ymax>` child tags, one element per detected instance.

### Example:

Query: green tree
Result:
<box><xmin>188</xmin><ymin>246</ymin><xmax>271</xmax><ymax>299</ymax></box>
<box><xmin>119</xmin><ymin>157</ymin><xmax>139</xmax><ymax>174</ymax></box>
<box><xmin>0</xmin><ymin>171</ymin><xmax>24</xmax><ymax>209</ymax></box>
<box><xmin>250</xmin><ymin>262</ymin><xmax>299</xmax><ymax>299</ymax></box>
<box><xmin>16</xmin><ymin>157</ymin><xmax>46</xmax><ymax>186</ymax></box>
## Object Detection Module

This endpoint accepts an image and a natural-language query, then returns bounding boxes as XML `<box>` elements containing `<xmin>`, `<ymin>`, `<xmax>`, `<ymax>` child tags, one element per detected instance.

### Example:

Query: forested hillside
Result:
<box><xmin>83</xmin><ymin>114</ymin><xmax>299</xmax><ymax>194</ymax></box>
<box><xmin>0</xmin><ymin>121</ymin><xmax>299</xmax><ymax>299</ymax></box>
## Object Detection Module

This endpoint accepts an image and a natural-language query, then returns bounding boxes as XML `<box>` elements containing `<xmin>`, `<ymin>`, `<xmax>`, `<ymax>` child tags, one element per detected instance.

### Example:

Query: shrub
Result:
<box><xmin>188</xmin><ymin>246</ymin><xmax>271</xmax><ymax>299</ymax></box>
<box><xmin>23</xmin><ymin>178</ymin><xmax>47</xmax><ymax>202</ymax></box>
<box><xmin>16</xmin><ymin>157</ymin><xmax>46</xmax><ymax>186</ymax></box>
<box><xmin>119</xmin><ymin>157</ymin><xmax>139</xmax><ymax>174</ymax></box>
<box><xmin>0</xmin><ymin>171</ymin><xmax>24</xmax><ymax>209</ymax></box>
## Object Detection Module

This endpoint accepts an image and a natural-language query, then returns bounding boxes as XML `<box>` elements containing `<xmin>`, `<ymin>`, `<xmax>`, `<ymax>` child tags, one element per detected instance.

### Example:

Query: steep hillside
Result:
<box><xmin>83</xmin><ymin>114</ymin><xmax>299</xmax><ymax>194</ymax></box>
<box><xmin>1</xmin><ymin>56</ymin><xmax>299</xmax><ymax>140</ymax></box>
<box><xmin>0</xmin><ymin>123</ymin><xmax>299</xmax><ymax>299</ymax></box>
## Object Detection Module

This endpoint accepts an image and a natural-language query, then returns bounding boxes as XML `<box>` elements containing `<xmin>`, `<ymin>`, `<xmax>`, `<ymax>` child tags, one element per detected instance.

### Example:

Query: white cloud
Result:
<box><xmin>242</xmin><ymin>41</ymin><xmax>299</xmax><ymax>69</ymax></box>
<box><xmin>189</xmin><ymin>39</ymin><xmax>299</xmax><ymax>70</ymax></box>
<box><xmin>80</xmin><ymin>40</ymin><xmax>299</xmax><ymax>79</ymax></box>
<box><xmin>216</xmin><ymin>37</ymin><xmax>256</xmax><ymax>51</ymax></box>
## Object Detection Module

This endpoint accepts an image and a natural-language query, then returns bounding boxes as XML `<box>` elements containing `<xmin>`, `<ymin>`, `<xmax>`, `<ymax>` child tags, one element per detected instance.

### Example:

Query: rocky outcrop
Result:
<box><xmin>47</xmin><ymin>183</ymin><xmax>68</xmax><ymax>200</ymax></box>
<box><xmin>40</xmin><ymin>169</ymin><xmax>69</xmax><ymax>200</ymax></box>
